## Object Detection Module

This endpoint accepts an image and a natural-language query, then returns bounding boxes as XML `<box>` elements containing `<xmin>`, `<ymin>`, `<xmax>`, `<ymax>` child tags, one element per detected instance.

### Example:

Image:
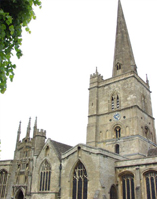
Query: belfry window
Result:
<box><xmin>117</xmin><ymin>95</ymin><xmax>119</xmax><ymax>108</ymax></box>
<box><xmin>111</xmin><ymin>94</ymin><xmax>120</xmax><ymax>110</ymax></box>
<box><xmin>39</xmin><ymin>160</ymin><xmax>51</xmax><ymax>191</ymax></box>
<box><xmin>145</xmin><ymin>171</ymin><xmax>157</xmax><ymax>199</ymax></box>
<box><xmin>72</xmin><ymin>161</ymin><xmax>88</xmax><ymax>199</ymax></box>
<box><xmin>115</xmin><ymin>127</ymin><xmax>121</xmax><ymax>138</ymax></box>
<box><xmin>122</xmin><ymin>174</ymin><xmax>135</xmax><ymax>199</ymax></box>
<box><xmin>0</xmin><ymin>170</ymin><xmax>8</xmax><ymax>198</ymax></box>
<box><xmin>112</xmin><ymin>97</ymin><xmax>114</xmax><ymax>110</ymax></box>
<box><xmin>116</xmin><ymin>62</ymin><xmax>121</xmax><ymax>70</ymax></box>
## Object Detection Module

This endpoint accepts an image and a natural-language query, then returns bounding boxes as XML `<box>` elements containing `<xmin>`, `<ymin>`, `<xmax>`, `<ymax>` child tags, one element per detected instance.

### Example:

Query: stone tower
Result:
<box><xmin>86</xmin><ymin>0</ymin><xmax>156</xmax><ymax>159</ymax></box>
<box><xmin>9</xmin><ymin>118</ymin><xmax>46</xmax><ymax>198</ymax></box>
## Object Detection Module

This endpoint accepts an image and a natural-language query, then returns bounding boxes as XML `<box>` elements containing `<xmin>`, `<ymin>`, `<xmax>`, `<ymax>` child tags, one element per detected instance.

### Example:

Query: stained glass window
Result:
<box><xmin>72</xmin><ymin>161</ymin><xmax>88</xmax><ymax>199</ymax></box>
<box><xmin>145</xmin><ymin>171</ymin><xmax>157</xmax><ymax>199</ymax></box>
<box><xmin>39</xmin><ymin>160</ymin><xmax>51</xmax><ymax>191</ymax></box>
<box><xmin>122</xmin><ymin>174</ymin><xmax>135</xmax><ymax>199</ymax></box>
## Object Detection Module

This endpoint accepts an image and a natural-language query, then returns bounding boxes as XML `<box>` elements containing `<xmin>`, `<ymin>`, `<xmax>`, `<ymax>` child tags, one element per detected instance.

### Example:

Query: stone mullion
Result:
<box><xmin>76</xmin><ymin>178</ymin><xmax>78</xmax><ymax>199</ymax></box>
<box><xmin>148</xmin><ymin>176</ymin><xmax>152</xmax><ymax>199</ymax></box>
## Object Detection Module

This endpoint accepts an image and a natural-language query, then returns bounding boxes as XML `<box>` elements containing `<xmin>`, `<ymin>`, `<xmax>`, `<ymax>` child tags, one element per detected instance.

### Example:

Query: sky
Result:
<box><xmin>0</xmin><ymin>0</ymin><xmax>157</xmax><ymax>160</ymax></box>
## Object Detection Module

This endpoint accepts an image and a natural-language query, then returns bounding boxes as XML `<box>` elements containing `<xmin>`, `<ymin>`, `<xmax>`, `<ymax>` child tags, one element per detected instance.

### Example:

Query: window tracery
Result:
<box><xmin>0</xmin><ymin>170</ymin><xmax>8</xmax><ymax>198</ymax></box>
<box><xmin>122</xmin><ymin>174</ymin><xmax>135</xmax><ymax>199</ymax></box>
<box><xmin>111</xmin><ymin>94</ymin><xmax>120</xmax><ymax>110</ymax></box>
<box><xmin>39</xmin><ymin>160</ymin><xmax>51</xmax><ymax>191</ymax></box>
<box><xmin>72</xmin><ymin>161</ymin><xmax>88</xmax><ymax>199</ymax></box>
<box><xmin>145</xmin><ymin>171</ymin><xmax>157</xmax><ymax>199</ymax></box>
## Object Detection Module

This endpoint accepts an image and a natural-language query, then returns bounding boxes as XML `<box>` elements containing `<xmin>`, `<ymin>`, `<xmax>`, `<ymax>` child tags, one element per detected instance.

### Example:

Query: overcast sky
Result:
<box><xmin>1</xmin><ymin>0</ymin><xmax>157</xmax><ymax>160</ymax></box>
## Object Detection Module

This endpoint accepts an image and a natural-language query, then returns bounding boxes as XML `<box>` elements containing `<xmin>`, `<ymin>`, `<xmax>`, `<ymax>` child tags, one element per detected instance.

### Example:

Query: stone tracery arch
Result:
<box><xmin>72</xmin><ymin>160</ymin><xmax>88</xmax><ymax>199</ymax></box>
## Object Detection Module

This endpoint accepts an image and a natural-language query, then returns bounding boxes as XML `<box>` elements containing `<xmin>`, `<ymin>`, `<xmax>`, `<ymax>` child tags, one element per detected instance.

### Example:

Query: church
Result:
<box><xmin>1</xmin><ymin>1</ymin><xmax>157</xmax><ymax>198</ymax></box>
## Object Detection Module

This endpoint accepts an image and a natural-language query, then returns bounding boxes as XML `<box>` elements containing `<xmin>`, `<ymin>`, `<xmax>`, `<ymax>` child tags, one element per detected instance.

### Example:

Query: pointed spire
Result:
<box><xmin>33</xmin><ymin>117</ymin><xmax>37</xmax><ymax>137</ymax></box>
<box><xmin>34</xmin><ymin>117</ymin><xmax>37</xmax><ymax>128</ymax></box>
<box><xmin>96</xmin><ymin>66</ymin><xmax>98</xmax><ymax>75</ymax></box>
<box><xmin>146</xmin><ymin>74</ymin><xmax>149</xmax><ymax>87</ymax></box>
<box><xmin>16</xmin><ymin>121</ymin><xmax>21</xmax><ymax>149</ymax></box>
<box><xmin>113</xmin><ymin>0</ymin><xmax>137</xmax><ymax>77</ymax></box>
<box><xmin>17</xmin><ymin>121</ymin><xmax>21</xmax><ymax>142</ymax></box>
<box><xmin>26</xmin><ymin>117</ymin><xmax>31</xmax><ymax>138</ymax></box>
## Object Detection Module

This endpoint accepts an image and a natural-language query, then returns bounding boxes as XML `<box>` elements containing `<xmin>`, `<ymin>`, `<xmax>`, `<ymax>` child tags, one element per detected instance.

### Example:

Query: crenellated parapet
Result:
<box><xmin>90</xmin><ymin>67</ymin><xmax>104</xmax><ymax>88</ymax></box>
<box><xmin>35</xmin><ymin>129</ymin><xmax>46</xmax><ymax>138</ymax></box>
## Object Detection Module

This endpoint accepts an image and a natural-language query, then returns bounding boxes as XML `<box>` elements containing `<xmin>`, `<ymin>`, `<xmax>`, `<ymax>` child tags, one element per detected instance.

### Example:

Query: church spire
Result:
<box><xmin>16</xmin><ymin>121</ymin><xmax>21</xmax><ymax>149</ymax></box>
<box><xmin>112</xmin><ymin>0</ymin><xmax>137</xmax><ymax>77</ymax></box>
<box><xmin>26</xmin><ymin>117</ymin><xmax>31</xmax><ymax>138</ymax></box>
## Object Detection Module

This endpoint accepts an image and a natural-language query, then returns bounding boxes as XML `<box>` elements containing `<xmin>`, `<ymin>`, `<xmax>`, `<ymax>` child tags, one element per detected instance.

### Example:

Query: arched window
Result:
<box><xmin>115</xmin><ymin>127</ymin><xmax>121</xmax><ymax>138</ymax></box>
<box><xmin>111</xmin><ymin>94</ymin><xmax>120</xmax><ymax>110</ymax></box>
<box><xmin>122</xmin><ymin>174</ymin><xmax>135</xmax><ymax>199</ymax></box>
<box><xmin>110</xmin><ymin>185</ymin><xmax>117</xmax><ymax>199</ymax></box>
<box><xmin>145</xmin><ymin>171</ymin><xmax>157</xmax><ymax>199</ymax></box>
<box><xmin>117</xmin><ymin>95</ymin><xmax>120</xmax><ymax>109</ymax></box>
<box><xmin>116</xmin><ymin>62</ymin><xmax>121</xmax><ymax>70</ymax></box>
<box><xmin>115</xmin><ymin>144</ymin><xmax>119</xmax><ymax>154</ymax></box>
<box><xmin>0</xmin><ymin>170</ymin><xmax>8</xmax><ymax>198</ymax></box>
<box><xmin>112</xmin><ymin>97</ymin><xmax>114</xmax><ymax>110</ymax></box>
<box><xmin>39</xmin><ymin>160</ymin><xmax>51</xmax><ymax>191</ymax></box>
<box><xmin>72</xmin><ymin>161</ymin><xmax>88</xmax><ymax>199</ymax></box>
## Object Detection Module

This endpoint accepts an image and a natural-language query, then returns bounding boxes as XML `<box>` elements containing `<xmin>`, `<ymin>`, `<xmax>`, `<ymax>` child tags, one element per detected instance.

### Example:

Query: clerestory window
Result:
<box><xmin>145</xmin><ymin>171</ymin><xmax>157</xmax><ymax>199</ymax></box>
<box><xmin>39</xmin><ymin>160</ymin><xmax>51</xmax><ymax>191</ymax></box>
<box><xmin>0</xmin><ymin>170</ymin><xmax>8</xmax><ymax>198</ymax></box>
<box><xmin>72</xmin><ymin>161</ymin><xmax>88</xmax><ymax>199</ymax></box>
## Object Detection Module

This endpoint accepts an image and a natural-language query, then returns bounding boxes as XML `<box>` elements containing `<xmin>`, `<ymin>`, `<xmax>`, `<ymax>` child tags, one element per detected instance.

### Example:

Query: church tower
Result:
<box><xmin>86</xmin><ymin>0</ymin><xmax>156</xmax><ymax>159</ymax></box>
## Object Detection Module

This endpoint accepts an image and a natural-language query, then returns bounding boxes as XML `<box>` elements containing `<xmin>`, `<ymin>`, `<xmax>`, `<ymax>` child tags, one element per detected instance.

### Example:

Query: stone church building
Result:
<box><xmin>1</xmin><ymin>1</ymin><xmax>157</xmax><ymax>198</ymax></box>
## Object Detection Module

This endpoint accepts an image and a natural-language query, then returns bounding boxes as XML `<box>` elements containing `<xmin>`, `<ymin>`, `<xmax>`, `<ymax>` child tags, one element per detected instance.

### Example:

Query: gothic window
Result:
<box><xmin>115</xmin><ymin>127</ymin><xmax>121</xmax><ymax>138</ymax></box>
<box><xmin>116</xmin><ymin>62</ymin><xmax>121</xmax><ymax>70</ymax></box>
<box><xmin>115</xmin><ymin>144</ymin><xmax>119</xmax><ymax>154</ymax></box>
<box><xmin>39</xmin><ymin>160</ymin><xmax>51</xmax><ymax>191</ymax></box>
<box><xmin>110</xmin><ymin>185</ymin><xmax>117</xmax><ymax>199</ymax></box>
<box><xmin>0</xmin><ymin>170</ymin><xmax>8</xmax><ymax>198</ymax></box>
<box><xmin>112</xmin><ymin>97</ymin><xmax>114</xmax><ymax>110</ymax></box>
<box><xmin>72</xmin><ymin>161</ymin><xmax>88</xmax><ymax>199</ymax></box>
<box><xmin>111</xmin><ymin>94</ymin><xmax>120</xmax><ymax>110</ymax></box>
<box><xmin>122</xmin><ymin>174</ymin><xmax>135</xmax><ymax>199</ymax></box>
<box><xmin>145</xmin><ymin>171</ymin><xmax>157</xmax><ymax>199</ymax></box>
<box><xmin>117</xmin><ymin>95</ymin><xmax>120</xmax><ymax>109</ymax></box>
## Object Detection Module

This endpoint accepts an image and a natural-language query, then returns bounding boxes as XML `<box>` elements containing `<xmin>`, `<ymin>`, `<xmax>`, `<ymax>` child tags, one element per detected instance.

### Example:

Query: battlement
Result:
<box><xmin>35</xmin><ymin>129</ymin><xmax>46</xmax><ymax>137</ymax></box>
<box><xmin>90</xmin><ymin>67</ymin><xmax>104</xmax><ymax>84</ymax></box>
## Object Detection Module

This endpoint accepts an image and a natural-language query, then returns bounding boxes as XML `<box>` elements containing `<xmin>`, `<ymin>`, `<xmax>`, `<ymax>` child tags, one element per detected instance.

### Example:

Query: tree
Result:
<box><xmin>0</xmin><ymin>0</ymin><xmax>42</xmax><ymax>93</ymax></box>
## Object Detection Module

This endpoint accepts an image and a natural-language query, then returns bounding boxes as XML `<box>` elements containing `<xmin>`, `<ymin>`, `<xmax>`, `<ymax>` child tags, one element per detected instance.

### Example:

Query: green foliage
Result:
<box><xmin>0</xmin><ymin>0</ymin><xmax>42</xmax><ymax>93</ymax></box>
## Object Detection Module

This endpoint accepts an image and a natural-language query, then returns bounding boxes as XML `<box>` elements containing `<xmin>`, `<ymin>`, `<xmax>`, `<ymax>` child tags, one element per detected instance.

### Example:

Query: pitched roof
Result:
<box><xmin>50</xmin><ymin>139</ymin><xmax>72</xmax><ymax>160</ymax></box>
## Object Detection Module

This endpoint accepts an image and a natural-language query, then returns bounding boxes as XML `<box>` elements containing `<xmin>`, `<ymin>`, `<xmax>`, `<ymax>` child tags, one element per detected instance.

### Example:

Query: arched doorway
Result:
<box><xmin>110</xmin><ymin>185</ymin><xmax>117</xmax><ymax>199</ymax></box>
<box><xmin>15</xmin><ymin>190</ymin><xmax>24</xmax><ymax>199</ymax></box>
